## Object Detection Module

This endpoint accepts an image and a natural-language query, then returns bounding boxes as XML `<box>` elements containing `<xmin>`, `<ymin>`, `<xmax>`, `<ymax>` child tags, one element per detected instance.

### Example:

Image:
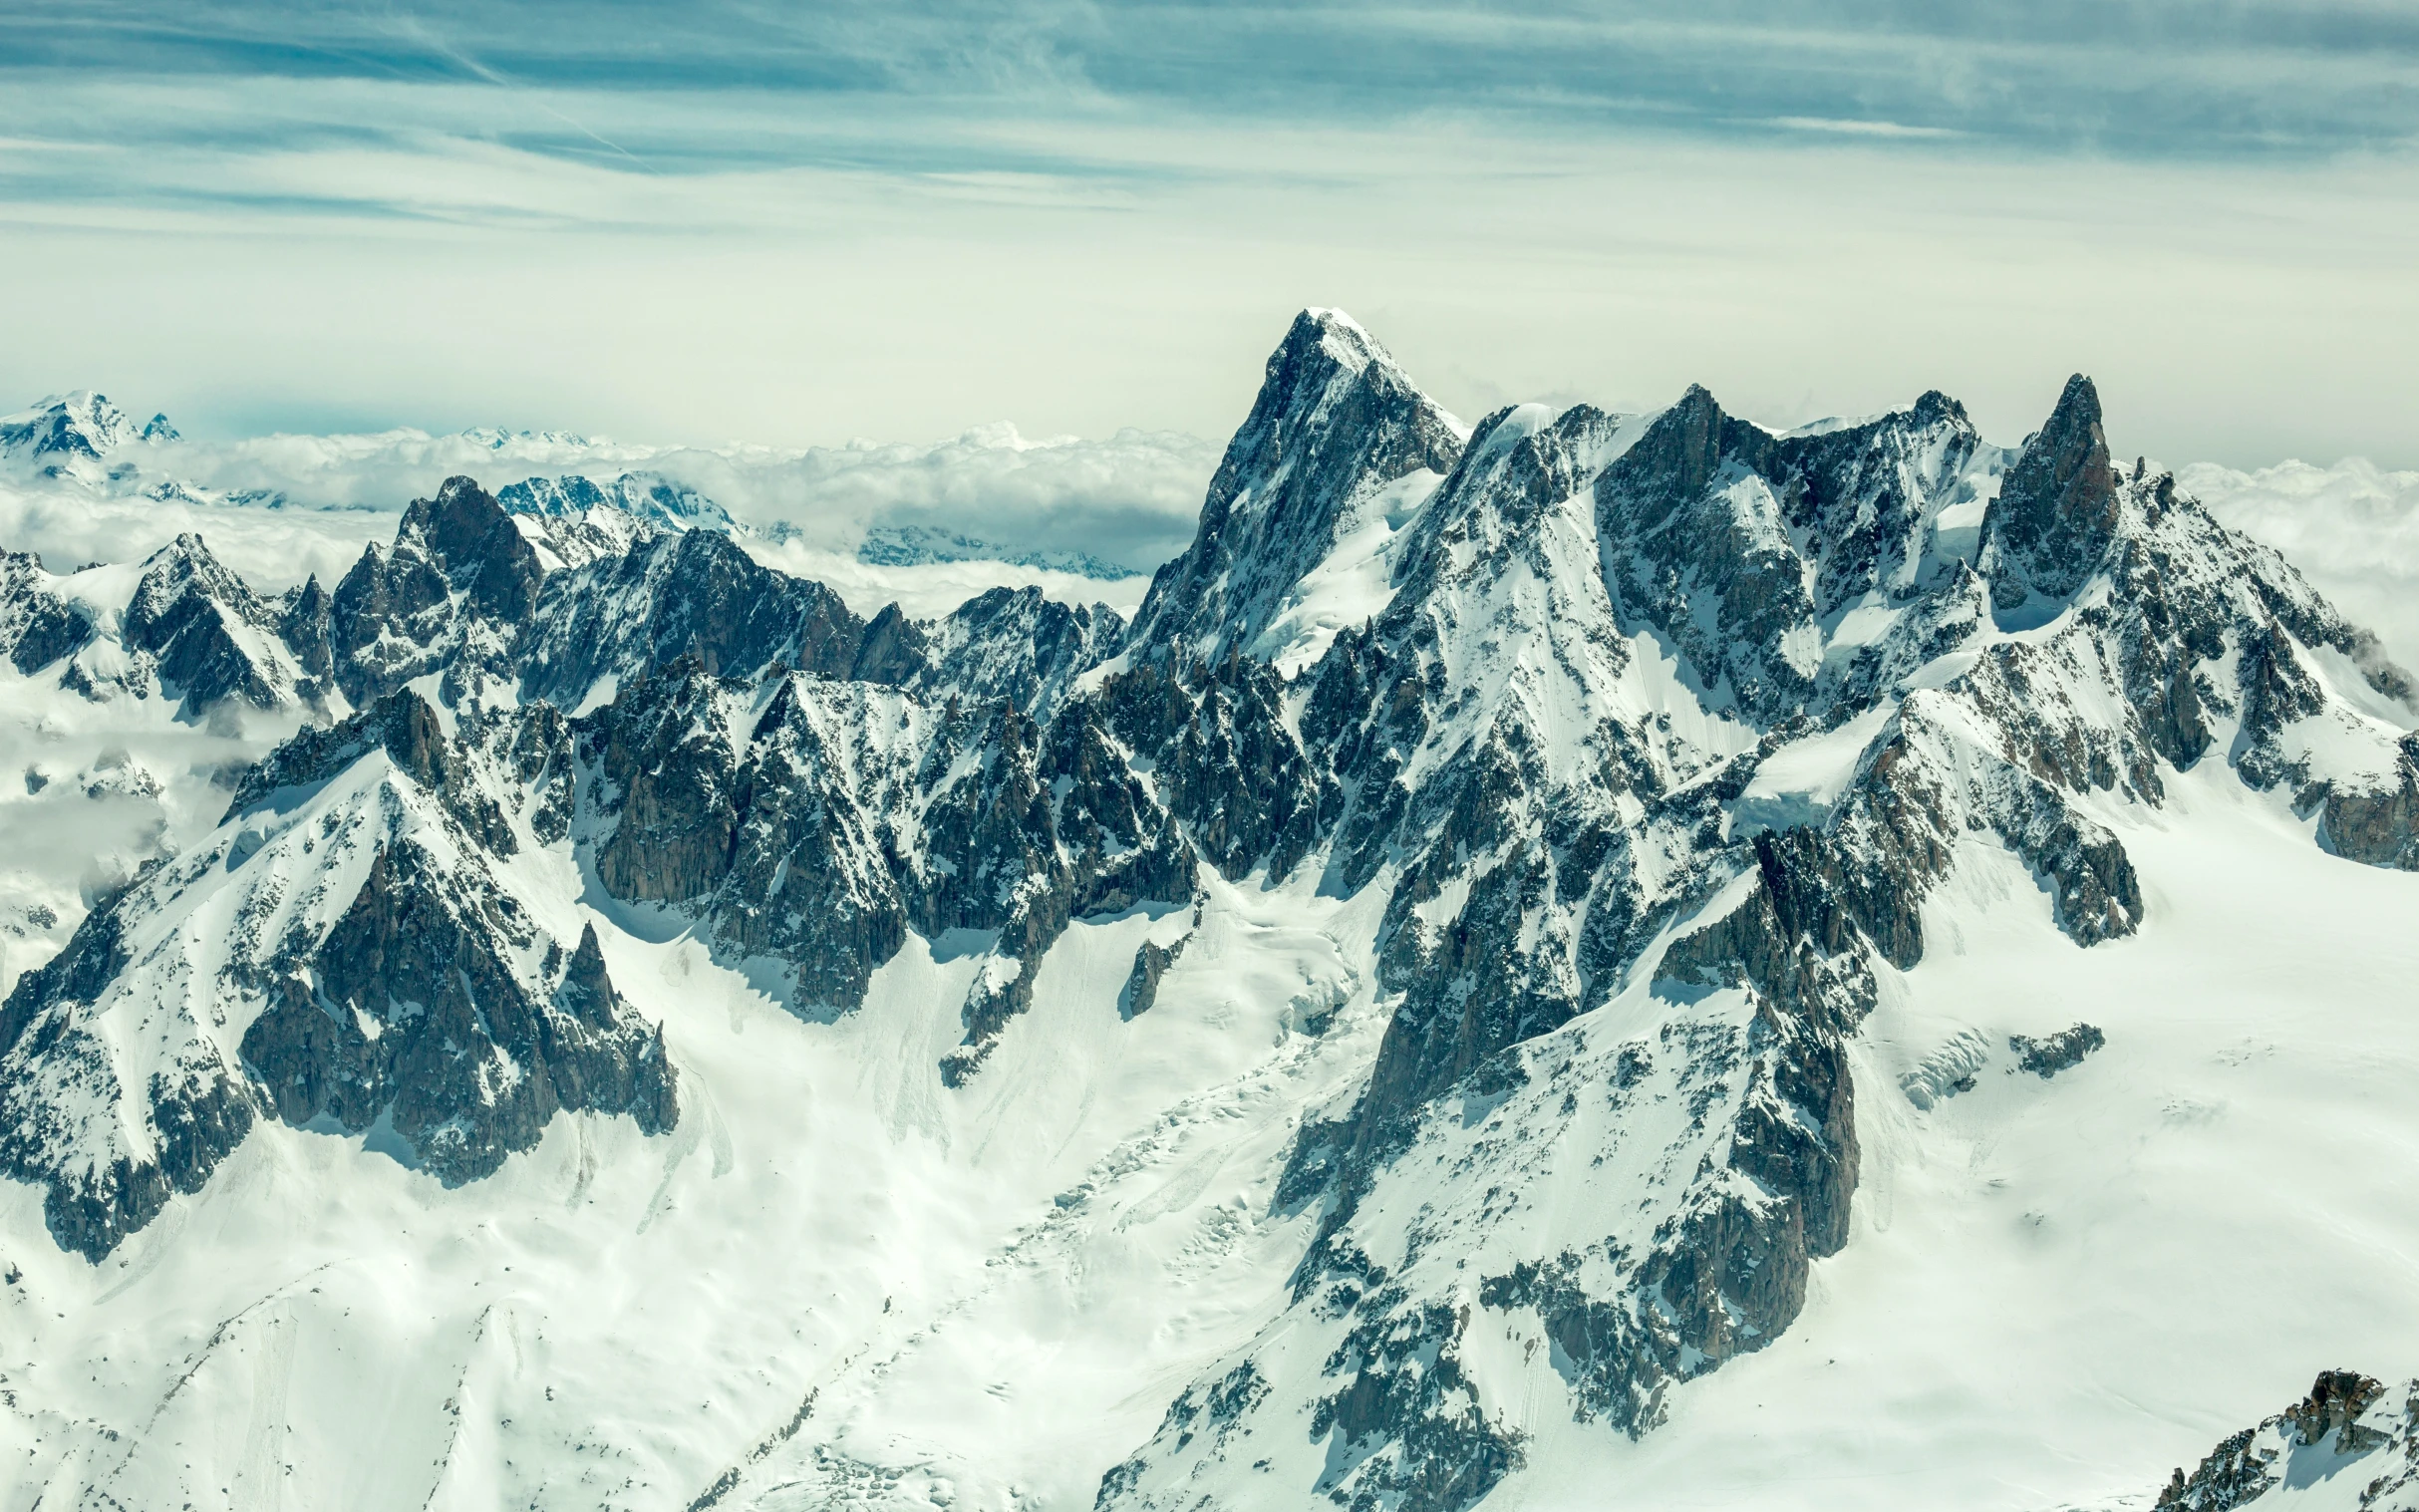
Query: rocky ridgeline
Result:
<box><xmin>2151</xmin><ymin>1370</ymin><xmax>2419</xmax><ymax>1511</ymax></box>
<box><xmin>4</xmin><ymin>311</ymin><xmax>2418</xmax><ymax>1508</ymax></box>
<box><xmin>0</xmin><ymin>688</ymin><xmax>675</xmax><ymax>1260</ymax></box>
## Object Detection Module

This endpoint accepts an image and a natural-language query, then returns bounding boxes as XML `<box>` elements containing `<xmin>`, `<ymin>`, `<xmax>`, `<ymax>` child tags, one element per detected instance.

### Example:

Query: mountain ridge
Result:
<box><xmin>2</xmin><ymin>311</ymin><xmax>2415</xmax><ymax>1512</ymax></box>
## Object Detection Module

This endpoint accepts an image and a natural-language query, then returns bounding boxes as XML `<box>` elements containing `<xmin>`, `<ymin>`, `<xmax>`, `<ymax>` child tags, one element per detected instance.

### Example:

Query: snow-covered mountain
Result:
<box><xmin>2</xmin><ymin>311</ymin><xmax>2416</xmax><ymax>1512</ymax></box>
<box><xmin>0</xmin><ymin>392</ymin><xmax>175</xmax><ymax>483</ymax></box>
<box><xmin>859</xmin><ymin>523</ymin><xmax>1137</xmax><ymax>583</ymax></box>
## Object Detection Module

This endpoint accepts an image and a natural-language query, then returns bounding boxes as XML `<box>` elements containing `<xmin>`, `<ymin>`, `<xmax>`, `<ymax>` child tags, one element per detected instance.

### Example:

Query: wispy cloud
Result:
<box><xmin>1</xmin><ymin>2</ymin><xmax>2416</xmax><ymax>470</ymax></box>
<box><xmin>7</xmin><ymin>1</ymin><xmax>2418</xmax><ymax>161</ymax></box>
<box><xmin>1767</xmin><ymin>117</ymin><xmax>1960</xmax><ymax>139</ymax></box>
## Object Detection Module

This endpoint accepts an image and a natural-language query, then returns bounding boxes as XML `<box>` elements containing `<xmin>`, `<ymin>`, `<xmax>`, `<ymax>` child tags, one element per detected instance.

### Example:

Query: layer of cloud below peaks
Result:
<box><xmin>0</xmin><ymin>421</ymin><xmax>1216</xmax><ymax>618</ymax></box>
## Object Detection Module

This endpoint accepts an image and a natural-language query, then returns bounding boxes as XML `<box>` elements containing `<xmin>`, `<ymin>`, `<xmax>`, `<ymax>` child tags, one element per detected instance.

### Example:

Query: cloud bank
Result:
<box><xmin>0</xmin><ymin>414</ymin><xmax>1212</xmax><ymax>617</ymax></box>
<box><xmin>2185</xmin><ymin>457</ymin><xmax>2419</xmax><ymax>680</ymax></box>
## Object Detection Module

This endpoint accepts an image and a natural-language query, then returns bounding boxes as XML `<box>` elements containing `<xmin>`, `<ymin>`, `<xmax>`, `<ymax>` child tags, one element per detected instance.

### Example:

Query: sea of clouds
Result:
<box><xmin>0</xmin><ymin>413</ymin><xmax>1217</xmax><ymax>619</ymax></box>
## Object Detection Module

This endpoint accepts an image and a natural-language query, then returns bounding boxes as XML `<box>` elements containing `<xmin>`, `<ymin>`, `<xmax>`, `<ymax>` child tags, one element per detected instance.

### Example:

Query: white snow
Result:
<box><xmin>10</xmin><ymin>368</ymin><xmax>2419</xmax><ymax>1512</ymax></box>
<box><xmin>1733</xmin><ymin>702</ymin><xmax>1896</xmax><ymax>835</ymax></box>
<box><xmin>0</xmin><ymin>834</ymin><xmax>1398</xmax><ymax>1512</ymax></box>
<box><xmin>1508</xmin><ymin>764</ymin><xmax>2419</xmax><ymax>1511</ymax></box>
<box><xmin>1249</xmin><ymin>468</ymin><xmax>1445</xmax><ymax>675</ymax></box>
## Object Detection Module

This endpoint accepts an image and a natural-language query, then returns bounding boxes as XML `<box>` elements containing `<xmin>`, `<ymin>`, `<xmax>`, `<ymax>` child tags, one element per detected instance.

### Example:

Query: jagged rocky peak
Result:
<box><xmin>401</xmin><ymin>473</ymin><xmax>545</xmax><ymax>620</ymax></box>
<box><xmin>911</xmin><ymin>584</ymin><xmax>1126</xmax><ymax>719</ymax></box>
<box><xmin>0</xmin><ymin>548</ymin><xmax>97</xmax><ymax>677</ymax></box>
<box><xmin>0</xmin><ymin>684</ymin><xmax>675</xmax><ymax>1261</ymax></box>
<box><xmin>0</xmin><ymin>390</ymin><xmax>144</xmax><ymax>465</ymax></box>
<box><xmin>518</xmin><ymin>523</ymin><xmax>868</xmax><ymax>709</ymax></box>
<box><xmin>1128</xmin><ymin>308</ymin><xmax>1466</xmax><ymax>662</ymax></box>
<box><xmin>121</xmin><ymin>532</ymin><xmax>302</xmax><ymax>713</ymax></box>
<box><xmin>1979</xmin><ymin>372</ymin><xmax>2123</xmax><ymax>617</ymax></box>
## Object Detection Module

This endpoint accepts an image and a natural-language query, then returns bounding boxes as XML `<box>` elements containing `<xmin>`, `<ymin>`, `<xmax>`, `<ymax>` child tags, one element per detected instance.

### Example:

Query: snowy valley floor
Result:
<box><xmin>3</xmin><ymin>760</ymin><xmax>2415</xmax><ymax>1512</ymax></box>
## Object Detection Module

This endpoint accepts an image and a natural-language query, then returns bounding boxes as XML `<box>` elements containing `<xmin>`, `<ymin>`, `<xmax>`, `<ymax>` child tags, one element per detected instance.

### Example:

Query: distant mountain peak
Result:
<box><xmin>496</xmin><ymin>470</ymin><xmax>744</xmax><ymax>537</ymax></box>
<box><xmin>0</xmin><ymin>391</ymin><xmax>143</xmax><ymax>467</ymax></box>
<box><xmin>856</xmin><ymin>523</ymin><xmax>1139</xmax><ymax>581</ymax></box>
<box><xmin>458</xmin><ymin>425</ymin><xmax>597</xmax><ymax>450</ymax></box>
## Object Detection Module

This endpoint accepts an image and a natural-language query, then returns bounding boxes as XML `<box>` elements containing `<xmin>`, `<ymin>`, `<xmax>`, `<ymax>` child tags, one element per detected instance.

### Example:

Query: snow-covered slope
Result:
<box><xmin>3</xmin><ymin>311</ymin><xmax>2416</xmax><ymax>1512</ymax></box>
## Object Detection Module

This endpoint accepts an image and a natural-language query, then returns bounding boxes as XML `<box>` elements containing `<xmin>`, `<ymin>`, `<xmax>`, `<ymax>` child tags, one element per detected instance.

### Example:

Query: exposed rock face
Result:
<box><xmin>1118</xmin><ymin>932</ymin><xmax>1187</xmax><ymax>1020</ymax></box>
<box><xmin>2009</xmin><ymin>1023</ymin><xmax>2105</xmax><ymax>1077</ymax></box>
<box><xmin>2318</xmin><ymin>734</ymin><xmax>2419</xmax><ymax>870</ymax></box>
<box><xmin>0</xmin><ymin>548</ymin><xmax>94</xmax><ymax>675</ymax></box>
<box><xmin>244</xmin><ymin>856</ymin><xmax>674</xmax><ymax>1185</ymax></box>
<box><xmin>0</xmin><ymin>689</ymin><xmax>676</xmax><ymax>1262</ymax></box>
<box><xmin>2153</xmin><ymin>1371</ymin><xmax>2418</xmax><ymax>1511</ymax></box>
<box><xmin>906</xmin><ymin>585</ymin><xmax>1125</xmax><ymax>721</ymax></box>
<box><xmin>121</xmin><ymin>534</ymin><xmax>304</xmax><ymax>713</ymax></box>
<box><xmin>575</xmin><ymin>656</ymin><xmax>1202</xmax><ymax>1075</ymax></box>
<box><xmin>521</xmin><ymin>526</ymin><xmax>864</xmax><ymax>707</ymax></box>
<box><xmin>1980</xmin><ymin>374</ymin><xmax>2124</xmax><ymax>618</ymax></box>
<box><xmin>1126</xmin><ymin>308</ymin><xmax>1465</xmax><ymax>663</ymax></box>
<box><xmin>327</xmin><ymin>476</ymin><xmax>536</xmax><ymax>707</ymax></box>
<box><xmin>1594</xmin><ymin>389</ymin><xmax>1826</xmax><ymax>722</ymax></box>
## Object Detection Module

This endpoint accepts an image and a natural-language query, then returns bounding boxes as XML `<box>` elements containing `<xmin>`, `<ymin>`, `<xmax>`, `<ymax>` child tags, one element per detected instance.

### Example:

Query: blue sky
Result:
<box><xmin>4</xmin><ymin>2</ymin><xmax>2416</xmax><ymax>465</ymax></box>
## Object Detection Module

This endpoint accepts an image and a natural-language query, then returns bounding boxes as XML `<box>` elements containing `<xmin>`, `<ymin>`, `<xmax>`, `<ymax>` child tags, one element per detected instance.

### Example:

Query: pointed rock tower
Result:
<box><xmin>1125</xmin><ymin>309</ymin><xmax>1464</xmax><ymax>663</ymax></box>
<box><xmin>1979</xmin><ymin>374</ymin><xmax>2122</xmax><ymax>617</ymax></box>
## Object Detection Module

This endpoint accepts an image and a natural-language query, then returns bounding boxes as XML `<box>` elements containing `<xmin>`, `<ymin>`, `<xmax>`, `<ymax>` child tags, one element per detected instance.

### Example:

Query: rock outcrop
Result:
<box><xmin>2153</xmin><ymin>1371</ymin><xmax>2418</xmax><ymax>1511</ymax></box>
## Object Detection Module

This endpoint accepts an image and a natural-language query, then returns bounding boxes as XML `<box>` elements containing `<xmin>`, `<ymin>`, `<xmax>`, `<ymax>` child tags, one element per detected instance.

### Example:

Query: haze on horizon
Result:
<box><xmin>3</xmin><ymin>0</ymin><xmax>2417</xmax><ymax>470</ymax></box>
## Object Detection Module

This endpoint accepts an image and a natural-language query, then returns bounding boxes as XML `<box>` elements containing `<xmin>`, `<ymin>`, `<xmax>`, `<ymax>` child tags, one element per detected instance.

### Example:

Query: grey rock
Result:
<box><xmin>0</xmin><ymin>548</ymin><xmax>93</xmax><ymax>675</ymax></box>
<box><xmin>2008</xmin><ymin>1023</ymin><xmax>2105</xmax><ymax>1077</ymax></box>
<box><xmin>1126</xmin><ymin>309</ymin><xmax>1464</xmax><ymax>663</ymax></box>
<box><xmin>521</xmin><ymin>526</ymin><xmax>864</xmax><ymax>710</ymax></box>
<box><xmin>2317</xmin><ymin>734</ymin><xmax>2419</xmax><ymax>870</ymax></box>
<box><xmin>2152</xmin><ymin>1371</ymin><xmax>2414</xmax><ymax>1511</ymax></box>
<box><xmin>243</xmin><ymin>853</ymin><xmax>675</xmax><ymax>1185</ymax></box>
<box><xmin>1118</xmin><ymin>931</ymin><xmax>1187</xmax><ymax>1021</ymax></box>
<box><xmin>121</xmin><ymin>534</ymin><xmax>293</xmax><ymax>714</ymax></box>
<box><xmin>1979</xmin><ymin>374</ymin><xmax>2123</xmax><ymax>619</ymax></box>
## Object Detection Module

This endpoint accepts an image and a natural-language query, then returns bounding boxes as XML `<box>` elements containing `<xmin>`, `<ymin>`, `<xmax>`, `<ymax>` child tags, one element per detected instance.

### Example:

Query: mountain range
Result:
<box><xmin>2</xmin><ymin>312</ymin><xmax>2415</xmax><ymax>1511</ymax></box>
